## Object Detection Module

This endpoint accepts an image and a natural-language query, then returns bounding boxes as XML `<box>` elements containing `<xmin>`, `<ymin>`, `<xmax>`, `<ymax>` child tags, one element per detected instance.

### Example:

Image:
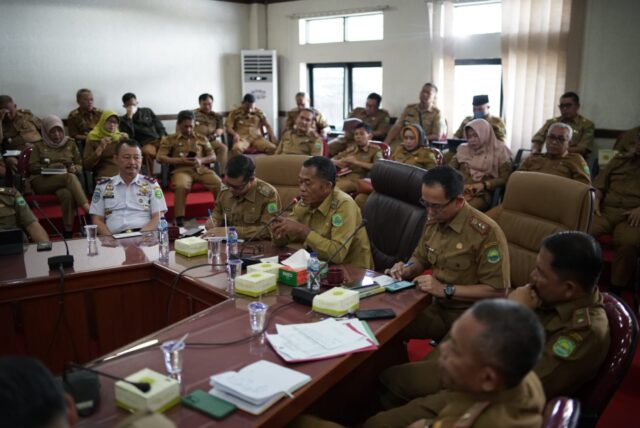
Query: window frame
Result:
<box><xmin>308</xmin><ymin>62</ymin><xmax>383</xmax><ymax>125</ymax></box>
<box><xmin>453</xmin><ymin>58</ymin><xmax>503</xmax><ymax>117</ymax></box>
<box><xmin>301</xmin><ymin>11</ymin><xmax>384</xmax><ymax>45</ymax></box>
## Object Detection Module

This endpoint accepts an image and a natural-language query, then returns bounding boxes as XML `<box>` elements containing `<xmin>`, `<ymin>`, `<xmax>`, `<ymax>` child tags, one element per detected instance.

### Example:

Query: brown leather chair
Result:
<box><xmin>491</xmin><ymin>171</ymin><xmax>594</xmax><ymax>287</ymax></box>
<box><xmin>254</xmin><ymin>154</ymin><xmax>309</xmax><ymax>209</ymax></box>
<box><xmin>362</xmin><ymin>160</ymin><xmax>427</xmax><ymax>271</ymax></box>
<box><xmin>543</xmin><ymin>397</ymin><xmax>580</xmax><ymax>428</ymax></box>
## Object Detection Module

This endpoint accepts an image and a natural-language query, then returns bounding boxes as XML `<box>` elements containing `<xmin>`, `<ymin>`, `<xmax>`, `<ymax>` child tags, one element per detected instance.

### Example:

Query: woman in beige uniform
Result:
<box><xmin>450</xmin><ymin>118</ymin><xmax>512</xmax><ymax>211</ymax></box>
<box><xmin>391</xmin><ymin>123</ymin><xmax>439</xmax><ymax>170</ymax></box>
<box><xmin>83</xmin><ymin>110</ymin><xmax>127</xmax><ymax>179</ymax></box>
<box><xmin>29</xmin><ymin>115</ymin><xmax>90</xmax><ymax>238</ymax></box>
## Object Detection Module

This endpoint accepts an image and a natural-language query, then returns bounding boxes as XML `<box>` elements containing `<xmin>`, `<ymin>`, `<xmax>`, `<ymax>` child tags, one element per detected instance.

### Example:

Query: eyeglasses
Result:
<box><xmin>545</xmin><ymin>134</ymin><xmax>568</xmax><ymax>143</ymax></box>
<box><xmin>419</xmin><ymin>198</ymin><xmax>455</xmax><ymax>212</ymax></box>
<box><xmin>225</xmin><ymin>180</ymin><xmax>250</xmax><ymax>191</ymax></box>
<box><xmin>558</xmin><ymin>103</ymin><xmax>574</xmax><ymax>109</ymax></box>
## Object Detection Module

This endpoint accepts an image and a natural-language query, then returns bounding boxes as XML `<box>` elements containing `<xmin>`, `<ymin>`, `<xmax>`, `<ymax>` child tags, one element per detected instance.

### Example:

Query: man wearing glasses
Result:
<box><xmin>531</xmin><ymin>92</ymin><xmax>595</xmax><ymax>159</ymax></box>
<box><xmin>518</xmin><ymin>123</ymin><xmax>591</xmax><ymax>184</ymax></box>
<box><xmin>386</xmin><ymin>166</ymin><xmax>509</xmax><ymax>342</ymax></box>
<box><xmin>270</xmin><ymin>156</ymin><xmax>373</xmax><ymax>269</ymax></box>
<box><xmin>204</xmin><ymin>155</ymin><xmax>279</xmax><ymax>239</ymax></box>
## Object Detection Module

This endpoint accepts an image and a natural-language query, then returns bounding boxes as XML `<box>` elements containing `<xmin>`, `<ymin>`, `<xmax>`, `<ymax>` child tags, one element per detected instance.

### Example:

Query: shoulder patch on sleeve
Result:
<box><xmin>485</xmin><ymin>246</ymin><xmax>501</xmax><ymax>264</ymax></box>
<box><xmin>552</xmin><ymin>336</ymin><xmax>577</xmax><ymax>358</ymax></box>
<box><xmin>92</xmin><ymin>189</ymin><xmax>102</xmax><ymax>204</ymax></box>
<box><xmin>572</xmin><ymin>307</ymin><xmax>592</xmax><ymax>329</ymax></box>
<box><xmin>469</xmin><ymin>216</ymin><xmax>490</xmax><ymax>235</ymax></box>
<box><xmin>266</xmin><ymin>202</ymin><xmax>278</xmax><ymax>214</ymax></box>
<box><xmin>331</xmin><ymin>213</ymin><xmax>344</xmax><ymax>227</ymax></box>
<box><xmin>16</xmin><ymin>195</ymin><xmax>26</xmax><ymax>206</ymax></box>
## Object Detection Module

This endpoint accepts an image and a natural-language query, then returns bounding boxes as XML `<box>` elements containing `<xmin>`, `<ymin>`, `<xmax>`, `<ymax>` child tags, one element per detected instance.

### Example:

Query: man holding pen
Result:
<box><xmin>386</xmin><ymin>166</ymin><xmax>510</xmax><ymax>341</ymax></box>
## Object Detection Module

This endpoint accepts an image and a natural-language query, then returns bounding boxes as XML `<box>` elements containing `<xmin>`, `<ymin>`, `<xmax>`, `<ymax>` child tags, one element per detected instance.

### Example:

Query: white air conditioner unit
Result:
<box><xmin>241</xmin><ymin>50</ymin><xmax>278</xmax><ymax>136</ymax></box>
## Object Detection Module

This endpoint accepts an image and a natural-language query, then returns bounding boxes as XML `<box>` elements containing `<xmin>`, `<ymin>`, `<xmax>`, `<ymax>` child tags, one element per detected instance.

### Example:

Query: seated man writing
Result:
<box><xmin>90</xmin><ymin>140</ymin><xmax>167</xmax><ymax>235</ymax></box>
<box><xmin>204</xmin><ymin>154</ymin><xmax>280</xmax><ymax>240</ymax></box>
<box><xmin>270</xmin><ymin>156</ymin><xmax>373</xmax><ymax>269</ymax></box>
<box><xmin>332</xmin><ymin>122</ymin><xmax>383</xmax><ymax>194</ymax></box>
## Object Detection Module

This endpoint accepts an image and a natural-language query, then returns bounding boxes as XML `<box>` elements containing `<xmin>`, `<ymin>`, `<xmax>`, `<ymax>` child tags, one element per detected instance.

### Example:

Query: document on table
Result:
<box><xmin>265</xmin><ymin>318</ymin><xmax>378</xmax><ymax>363</ymax></box>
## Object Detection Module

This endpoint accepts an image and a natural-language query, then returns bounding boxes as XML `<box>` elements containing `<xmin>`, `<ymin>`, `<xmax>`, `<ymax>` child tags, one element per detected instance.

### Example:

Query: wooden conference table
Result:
<box><xmin>0</xmin><ymin>235</ymin><xmax>430</xmax><ymax>427</ymax></box>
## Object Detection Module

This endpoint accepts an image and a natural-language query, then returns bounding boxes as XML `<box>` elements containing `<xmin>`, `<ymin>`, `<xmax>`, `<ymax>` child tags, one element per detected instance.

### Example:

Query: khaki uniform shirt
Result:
<box><xmin>226</xmin><ymin>107</ymin><xmax>268</xmax><ymax>140</ymax></box>
<box><xmin>0</xmin><ymin>188</ymin><xmax>37</xmax><ymax>230</ymax></box>
<box><xmin>532</xmin><ymin>115</ymin><xmax>595</xmax><ymax>158</ymax></box>
<box><xmin>157</xmin><ymin>132</ymin><xmax>214</xmax><ymax>174</ymax></box>
<box><xmin>83</xmin><ymin>137</ymin><xmax>120</xmax><ymax>178</ymax></box>
<box><xmin>1</xmin><ymin>109</ymin><xmax>42</xmax><ymax>151</ymax></box>
<box><xmin>333</xmin><ymin>144</ymin><xmax>383</xmax><ymax>177</ymax></box>
<box><xmin>66</xmin><ymin>108</ymin><xmax>103</xmax><ymax>140</ymax></box>
<box><xmin>397</xmin><ymin>104</ymin><xmax>442</xmax><ymax>137</ymax></box>
<box><xmin>391</xmin><ymin>146</ymin><xmax>438</xmax><ymax>170</ymax></box>
<box><xmin>349</xmin><ymin>107</ymin><xmax>391</xmax><ymax>139</ymax></box>
<box><xmin>328</xmin><ymin>135</ymin><xmax>354</xmax><ymax>158</ymax></box>
<box><xmin>285</xmin><ymin>108</ymin><xmax>328</xmax><ymax>135</ymax></box>
<box><xmin>276</xmin><ymin>129</ymin><xmax>323</xmax><ymax>156</ymax></box>
<box><xmin>519</xmin><ymin>152</ymin><xmax>591</xmax><ymax>185</ymax></box>
<box><xmin>594</xmin><ymin>153</ymin><xmax>640</xmax><ymax>209</ymax></box>
<box><xmin>193</xmin><ymin>108</ymin><xmax>224</xmax><ymax>139</ymax></box>
<box><xmin>535</xmin><ymin>290</ymin><xmax>610</xmax><ymax>397</ymax></box>
<box><xmin>213</xmin><ymin>178</ymin><xmax>279</xmax><ymax>240</ymax></box>
<box><xmin>454</xmin><ymin>115</ymin><xmax>507</xmax><ymax>141</ymax></box>
<box><xmin>613</xmin><ymin>126</ymin><xmax>640</xmax><ymax>154</ymax></box>
<box><xmin>412</xmin><ymin>203</ymin><xmax>510</xmax><ymax>309</ymax></box>
<box><xmin>274</xmin><ymin>189</ymin><xmax>373</xmax><ymax>269</ymax></box>
<box><xmin>28</xmin><ymin>140</ymin><xmax>83</xmax><ymax>177</ymax></box>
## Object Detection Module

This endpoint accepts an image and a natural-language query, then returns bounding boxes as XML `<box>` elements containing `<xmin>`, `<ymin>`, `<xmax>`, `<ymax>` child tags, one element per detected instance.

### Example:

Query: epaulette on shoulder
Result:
<box><xmin>572</xmin><ymin>307</ymin><xmax>592</xmax><ymax>329</ymax></box>
<box><xmin>219</xmin><ymin>184</ymin><xmax>229</xmax><ymax>193</ymax></box>
<box><xmin>257</xmin><ymin>181</ymin><xmax>274</xmax><ymax>197</ymax></box>
<box><xmin>18</xmin><ymin>108</ymin><xmax>33</xmax><ymax>114</ymax></box>
<box><xmin>0</xmin><ymin>187</ymin><xmax>17</xmax><ymax>196</ymax></box>
<box><xmin>142</xmin><ymin>175</ymin><xmax>157</xmax><ymax>184</ymax></box>
<box><xmin>469</xmin><ymin>215</ymin><xmax>490</xmax><ymax>235</ymax></box>
<box><xmin>96</xmin><ymin>177</ymin><xmax>111</xmax><ymax>185</ymax></box>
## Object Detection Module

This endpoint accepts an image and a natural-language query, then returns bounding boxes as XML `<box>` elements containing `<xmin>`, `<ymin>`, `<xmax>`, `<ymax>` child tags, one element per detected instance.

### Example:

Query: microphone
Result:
<box><xmin>292</xmin><ymin>219</ymin><xmax>368</xmax><ymax>306</ymax></box>
<box><xmin>234</xmin><ymin>195</ymin><xmax>300</xmax><ymax>264</ymax></box>
<box><xmin>31</xmin><ymin>200</ymin><xmax>74</xmax><ymax>270</ymax></box>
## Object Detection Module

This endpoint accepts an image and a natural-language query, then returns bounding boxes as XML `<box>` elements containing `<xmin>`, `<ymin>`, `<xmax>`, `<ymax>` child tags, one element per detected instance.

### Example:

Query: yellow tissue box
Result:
<box><xmin>247</xmin><ymin>262</ymin><xmax>284</xmax><ymax>276</ymax></box>
<box><xmin>236</xmin><ymin>271</ymin><xmax>277</xmax><ymax>297</ymax></box>
<box><xmin>115</xmin><ymin>368</ymin><xmax>180</xmax><ymax>413</ymax></box>
<box><xmin>174</xmin><ymin>237</ymin><xmax>208</xmax><ymax>257</ymax></box>
<box><xmin>312</xmin><ymin>287</ymin><xmax>360</xmax><ymax>317</ymax></box>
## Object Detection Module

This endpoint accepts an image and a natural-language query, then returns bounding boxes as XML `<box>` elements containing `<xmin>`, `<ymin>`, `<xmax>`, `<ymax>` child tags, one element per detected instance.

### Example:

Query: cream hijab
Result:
<box><xmin>455</xmin><ymin>119</ymin><xmax>512</xmax><ymax>182</ymax></box>
<box><xmin>41</xmin><ymin>115</ymin><xmax>70</xmax><ymax>149</ymax></box>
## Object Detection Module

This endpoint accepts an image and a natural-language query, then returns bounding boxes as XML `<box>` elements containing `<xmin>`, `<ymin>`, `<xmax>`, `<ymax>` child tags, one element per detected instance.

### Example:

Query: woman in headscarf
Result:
<box><xmin>29</xmin><ymin>115</ymin><xmax>90</xmax><ymax>238</ymax></box>
<box><xmin>450</xmin><ymin>118</ymin><xmax>512</xmax><ymax>211</ymax></box>
<box><xmin>390</xmin><ymin>123</ymin><xmax>439</xmax><ymax>170</ymax></box>
<box><xmin>83</xmin><ymin>110</ymin><xmax>128</xmax><ymax>179</ymax></box>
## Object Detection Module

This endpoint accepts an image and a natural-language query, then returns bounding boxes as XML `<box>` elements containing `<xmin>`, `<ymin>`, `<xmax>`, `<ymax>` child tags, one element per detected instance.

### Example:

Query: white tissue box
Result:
<box><xmin>174</xmin><ymin>237</ymin><xmax>208</xmax><ymax>257</ymax></box>
<box><xmin>312</xmin><ymin>287</ymin><xmax>360</xmax><ymax>317</ymax></box>
<box><xmin>114</xmin><ymin>368</ymin><xmax>180</xmax><ymax>413</ymax></box>
<box><xmin>247</xmin><ymin>262</ymin><xmax>284</xmax><ymax>276</ymax></box>
<box><xmin>236</xmin><ymin>271</ymin><xmax>277</xmax><ymax>297</ymax></box>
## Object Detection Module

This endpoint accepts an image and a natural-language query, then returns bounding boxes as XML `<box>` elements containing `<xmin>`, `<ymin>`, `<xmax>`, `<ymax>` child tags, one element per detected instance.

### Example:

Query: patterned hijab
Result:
<box><xmin>401</xmin><ymin>123</ymin><xmax>426</xmax><ymax>149</ymax></box>
<box><xmin>456</xmin><ymin>118</ymin><xmax>512</xmax><ymax>182</ymax></box>
<box><xmin>86</xmin><ymin>110</ymin><xmax>122</xmax><ymax>143</ymax></box>
<box><xmin>41</xmin><ymin>115</ymin><xmax>70</xmax><ymax>149</ymax></box>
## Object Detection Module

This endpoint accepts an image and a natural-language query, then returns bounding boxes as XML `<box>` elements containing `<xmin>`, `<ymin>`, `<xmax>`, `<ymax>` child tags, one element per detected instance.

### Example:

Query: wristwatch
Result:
<box><xmin>444</xmin><ymin>283</ymin><xmax>456</xmax><ymax>299</ymax></box>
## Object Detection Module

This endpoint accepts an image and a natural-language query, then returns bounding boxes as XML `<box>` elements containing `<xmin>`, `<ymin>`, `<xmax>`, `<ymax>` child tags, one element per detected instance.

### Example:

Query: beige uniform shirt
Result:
<box><xmin>391</xmin><ymin>146</ymin><xmax>438</xmax><ymax>170</ymax></box>
<box><xmin>413</xmin><ymin>203</ymin><xmax>510</xmax><ymax>309</ymax></box>
<box><xmin>613</xmin><ymin>126</ymin><xmax>640</xmax><ymax>154</ymax></box>
<box><xmin>67</xmin><ymin>108</ymin><xmax>103</xmax><ymax>140</ymax></box>
<box><xmin>276</xmin><ymin>129</ymin><xmax>323</xmax><ymax>156</ymax></box>
<box><xmin>83</xmin><ymin>138</ymin><xmax>120</xmax><ymax>178</ymax></box>
<box><xmin>157</xmin><ymin>132</ymin><xmax>214</xmax><ymax>174</ymax></box>
<box><xmin>274</xmin><ymin>189</ymin><xmax>373</xmax><ymax>269</ymax></box>
<box><xmin>0</xmin><ymin>188</ymin><xmax>37</xmax><ymax>230</ymax></box>
<box><xmin>349</xmin><ymin>107</ymin><xmax>391</xmax><ymax>139</ymax></box>
<box><xmin>594</xmin><ymin>153</ymin><xmax>640</xmax><ymax>209</ymax></box>
<box><xmin>226</xmin><ymin>107</ymin><xmax>268</xmax><ymax>140</ymax></box>
<box><xmin>193</xmin><ymin>108</ymin><xmax>224</xmax><ymax>140</ymax></box>
<box><xmin>28</xmin><ymin>140</ymin><xmax>83</xmax><ymax>176</ymax></box>
<box><xmin>519</xmin><ymin>152</ymin><xmax>591</xmax><ymax>185</ymax></box>
<box><xmin>213</xmin><ymin>178</ymin><xmax>280</xmax><ymax>240</ymax></box>
<box><xmin>454</xmin><ymin>115</ymin><xmax>507</xmax><ymax>141</ymax></box>
<box><xmin>397</xmin><ymin>104</ymin><xmax>442</xmax><ymax>137</ymax></box>
<box><xmin>1</xmin><ymin>109</ymin><xmax>42</xmax><ymax>151</ymax></box>
<box><xmin>285</xmin><ymin>108</ymin><xmax>328</xmax><ymax>135</ymax></box>
<box><xmin>532</xmin><ymin>115</ymin><xmax>595</xmax><ymax>158</ymax></box>
<box><xmin>333</xmin><ymin>144</ymin><xmax>383</xmax><ymax>177</ymax></box>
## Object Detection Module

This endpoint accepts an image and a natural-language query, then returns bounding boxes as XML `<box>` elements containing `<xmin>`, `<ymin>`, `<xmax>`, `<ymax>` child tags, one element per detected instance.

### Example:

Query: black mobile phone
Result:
<box><xmin>187</xmin><ymin>151</ymin><xmax>197</xmax><ymax>158</ymax></box>
<box><xmin>37</xmin><ymin>241</ymin><xmax>53</xmax><ymax>252</ymax></box>
<box><xmin>354</xmin><ymin>308</ymin><xmax>396</xmax><ymax>320</ymax></box>
<box><xmin>182</xmin><ymin>389</ymin><xmax>236</xmax><ymax>419</ymax></box>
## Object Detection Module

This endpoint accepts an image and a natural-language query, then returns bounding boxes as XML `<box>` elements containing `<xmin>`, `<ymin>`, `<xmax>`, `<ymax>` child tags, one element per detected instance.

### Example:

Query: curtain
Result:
<box><xmin>427</xmin><ymin>0</ymin><xmax>455</xmax><ymax>138</ymax></box>
<box><xmin>502</xmin><ymin>0</ymin><xmax>583</xmax><ymax>152</ymax></box>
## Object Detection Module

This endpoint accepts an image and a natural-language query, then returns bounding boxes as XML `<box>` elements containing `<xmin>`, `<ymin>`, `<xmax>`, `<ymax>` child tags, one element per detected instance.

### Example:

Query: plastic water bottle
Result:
<box><xmin>227</xmin><ymin>226</ymin><xmax>239</xmax><ymax>258</ymax></box>
<box><xmin>307</xmin><ymin>252</ymin><xmax>321</xmax><ymax>291</ymax></box>
<box><xmin>158</xmin><ymin>216</ymin><xmax>169</xmax><ymax>261</ymax></box>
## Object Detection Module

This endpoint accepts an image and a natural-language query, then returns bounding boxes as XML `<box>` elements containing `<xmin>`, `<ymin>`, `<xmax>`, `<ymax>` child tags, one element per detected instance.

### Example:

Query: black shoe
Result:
<box><xmin>175</xmin><ymin>217</ymin><xmax>185</xmax><ymax>227</ymax></box>
<box><xmin>63</xmin><ymin>231</ymin><xmax>73</xmax><ymax>239</ymax></box>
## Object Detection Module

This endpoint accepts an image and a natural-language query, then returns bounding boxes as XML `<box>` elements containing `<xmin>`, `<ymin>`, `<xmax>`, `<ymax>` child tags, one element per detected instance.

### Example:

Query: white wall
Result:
<box><xmin>0</xmin><ymin>0</ymin><xmax>251</xmax><ymax>132</ymax></box>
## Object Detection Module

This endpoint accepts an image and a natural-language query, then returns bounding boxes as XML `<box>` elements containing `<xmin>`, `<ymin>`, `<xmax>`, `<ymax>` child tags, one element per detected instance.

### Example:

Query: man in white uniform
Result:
<box><xmin>90</xmin><ymin>140</ymin><xmax>167</xmax><ymax>235</ymax></box>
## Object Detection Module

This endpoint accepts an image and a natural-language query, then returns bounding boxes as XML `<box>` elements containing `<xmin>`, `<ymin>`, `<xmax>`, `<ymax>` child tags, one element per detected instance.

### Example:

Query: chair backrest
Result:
<box><xmin>543</xmin><ymin>397</ymin><xmax>580</xmax><ymax>428</ymax></box>
<box><xmin>492</xmin><ymin>171</ymin><xmax>594</xmax><ymax>287</ymax></box>
<box><xmin>254</xmin><ymin>154</ymin><xmax>309</xmax><ymax>209</ymax></box>
<box><xmin>370</xmin><ymin>141</ymin><xmax>391</xmax><ymax>159</ymax></box>
<box><xmin>576</xmin><ymin>292</ymin><xmax>638</xmax><ymax>428</ymax></box>
<box><xmin>362</xmin><ymin>160</ymin><xmax>427</xmax><ymax>271</ymax></box>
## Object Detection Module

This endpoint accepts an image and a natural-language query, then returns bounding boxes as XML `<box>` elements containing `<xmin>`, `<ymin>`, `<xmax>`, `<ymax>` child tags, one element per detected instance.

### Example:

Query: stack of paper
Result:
<box><xmin>265</xmin><ymin>318</ymin><xmax>378</xmax><ymax>363</ymax></box>
<box><xmin>209</xmin><ymin>360</ymin><xmax>311</xmax><ymax>415</ymax></box>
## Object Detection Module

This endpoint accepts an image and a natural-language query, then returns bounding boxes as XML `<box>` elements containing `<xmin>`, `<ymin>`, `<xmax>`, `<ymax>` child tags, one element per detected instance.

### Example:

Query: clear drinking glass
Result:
<box><xmin>161</xmin><ymin>340</ymin><xmax>186</xmax><ymax>381</ymax></box>
<box><xmin>226</xmin><ymin>259</ymin><xmax>243</xmax><ymax>296</ymax></box>
<box><xmin>84</xmin><ymin>225</ymin><xmax>97</xmax><ymax>242</ymax></box>
<box><xmin>248</xmin><ymin>301</ymin><xmax>269</xmax><ymax>334</ymax></box>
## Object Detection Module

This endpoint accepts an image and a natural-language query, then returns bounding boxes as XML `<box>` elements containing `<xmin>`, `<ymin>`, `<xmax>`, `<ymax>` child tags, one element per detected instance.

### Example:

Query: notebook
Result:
<box><xmin>208</xmin><ymin>360</ymin><xmax>311</xmax><ymax>415</ymax></box>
